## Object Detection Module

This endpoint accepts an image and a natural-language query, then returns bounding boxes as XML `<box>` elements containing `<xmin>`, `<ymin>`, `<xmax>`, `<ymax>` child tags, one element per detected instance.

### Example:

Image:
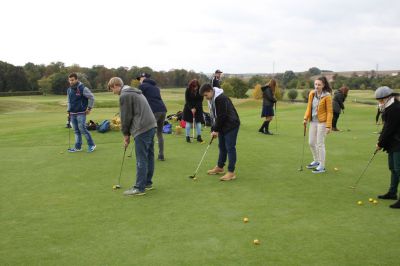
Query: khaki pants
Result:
<box><xmin>309</xmin><ymin>121</ymin><xmax>327</xmax><ymax>168</ymax></box>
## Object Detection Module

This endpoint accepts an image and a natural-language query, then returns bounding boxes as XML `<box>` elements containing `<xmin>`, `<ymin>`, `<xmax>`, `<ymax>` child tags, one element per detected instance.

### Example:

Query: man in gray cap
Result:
<box><xmin>211</xmin><ymin>70</ymin><xmax>223</xmax><ymax>88</ymax></box>
<box><xmin>375</xmin><ymin>86</ymin><xmax>400</xmax><ymax>209</ymax></box>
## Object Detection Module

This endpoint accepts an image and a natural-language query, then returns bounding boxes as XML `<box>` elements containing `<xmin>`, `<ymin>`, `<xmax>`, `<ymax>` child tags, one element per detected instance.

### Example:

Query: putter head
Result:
<box><xmin>188</xmin><ymin>175</ymin><xmax>196</xmax><ymax>179</ymax></box>
<box><xmin>349</xmin><ymin>185</ymin><xmax>356</xmax><ymax>190</ymax></box>
<box><xmin>113</xmin><ymin>184</ymin><xmax>121</xmax><ymax>190</ymax></box>
<box><xmin>298</xmin><ymin>166</ymin><xmax>303</xmax><ymax>171</ymax></box>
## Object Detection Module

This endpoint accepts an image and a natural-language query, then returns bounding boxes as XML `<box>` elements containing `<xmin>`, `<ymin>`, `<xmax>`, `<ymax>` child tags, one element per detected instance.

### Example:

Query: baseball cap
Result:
<box><xmin>136</xmin><ymin>73</ymin><xmax>151</xmax><ymax>80</ymax></box>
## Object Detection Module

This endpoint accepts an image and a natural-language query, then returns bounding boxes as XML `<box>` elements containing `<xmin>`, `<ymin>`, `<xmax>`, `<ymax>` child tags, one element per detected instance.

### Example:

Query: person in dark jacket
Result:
<box><xmin>137</xmin><ymin>73</ymin><xmax>167</xmax><ymax>161</ymax></box>
<box><xmin>183</xmin><ymin>79</ymin><xmax>204</xmax><ymax>143</ymax></box>
<box><xmin>259</xmin><ymin>79</ymin><xmax>277</xmax><ymax>135</ymax></box>
<box><xmin>66</xmin><ymin>73</ymin><xmax>96</xmax><ymax>153</ymax></box>
<box><xmin>211</xmin><ymin>69</ymin><xmax>223</xmax><ymax>88</ymax></box>
<box><xmin>199</xmin><ymin>83</ymin><xmax>240</xmax><ymax>181</ymax></box>
<box><xmin>374</xmin><ymin>86</ymin><xmax>400</xmax><ymax>209</ymax></box>
<box><xmin>332</xmin><ymin>86</ymin><xmax>349</xmax><ymax>131</ymax></box>
<box><xmin>108</xmin><ymin>77</ymin><xmax>157</xmax><ymax>196</ymax></box>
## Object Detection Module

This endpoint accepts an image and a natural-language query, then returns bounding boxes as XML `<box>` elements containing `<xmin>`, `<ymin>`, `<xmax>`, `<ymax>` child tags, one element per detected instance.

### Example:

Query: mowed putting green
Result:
<box><xmin>0</xmin><ymin>90</ymin><xmax>397</xmax><ymax>265</ymax></box>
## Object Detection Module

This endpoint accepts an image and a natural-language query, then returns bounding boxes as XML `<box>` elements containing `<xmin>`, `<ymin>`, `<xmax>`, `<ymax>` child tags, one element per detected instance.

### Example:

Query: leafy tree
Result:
<box><xmin>308</xmin><ymin>67</ymin><xmax>321</xmax><ymax>76</ymax></box>
<box><xmin>275</xmin><ymin>83</ymin><xmax>285</xmax><ymax>101</ymax></box>
<box><xmin>38</xmin><ymin>77</ymin><xmax>52</xmax><ymax>95</ymax></box>
<box><xmin>49</xmin><ymin>72</ymin><xmax>69</xmax><ymax>95</ymax></box>
<box><xmin>252</xmin><ymin>84</ymin><xmax>263</xmax><ymax>99</ymax></box>
<box><xmin>248</xmin><ymin>75</ymin><xmax>266</xmax><ymax>88</ymax></box>
<box><xmin>287</xmin><ymin>89</ymin><xmax>298</xmax><ymax>102</ymax></box>
<box><xmin>282</xmin><ymin>70</ymin><xmax>296</xmax><ymax>88</ymax></box>
<box><xmin>302</xmin><ymin>89</ymin><xmax>310</xmax><ymax>102</ymax></box>
<box><xmin>221</xmin><ymin>82</ymin><xmax>234</xmax><ymax>97</ymax></box>
<box><xmin>24</xmin><ymin>62</ymin><xmax>45</xmax><ymax>90</ymax></box>
<box><xmin>223</xmin><ymin>77</ymin><xmax>248</xmax><ymax>98</ymax></box>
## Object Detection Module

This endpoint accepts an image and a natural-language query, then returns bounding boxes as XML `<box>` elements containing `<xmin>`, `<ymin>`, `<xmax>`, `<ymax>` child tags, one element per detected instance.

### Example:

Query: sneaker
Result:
<box><xmin>220</xmin><ymin>172</ymin><xmax>236</xmax><ymax>181</ymax></box>
<box><xmin>197</xmin><ymin>135</ymin><xmax>204</xmax><ymax>143</ymax></box>
<box><xmin>389</xmin><ymin>200</ymin><xmax>400</xmax><ymax>209</ymax></box>
<box><xmin>158</xmin><ymin>154</ymin><xmax>165</xmax><ymax>161</ymax></box>
<box><xmin>207</xmin><ymin>166</ymin><xmax>225</xmax><ymax>175</ymax></box>
<box><xmin>312</xmin><ymin>167</ymin><xmax>326</xmax><ymax>174</ymax></box>
<box><xmin>258</xmin><ymin>128</ymin><xmax>264</xmax><ymax>133</ymax></box>
<box><xmin>87</xmin><ymin>145</ymin><xmax>96</xmax><ymax>153</ymax></box>
<box><xmin>264</xmin><ymin>131</ymin><xmax>273</xmax><ymax>135</ymax></box>
<box><xmin>123</xmin><ymin>188</ymin><xmax>146</xmax><ymax>196</ymax></box>
<box><xmin>145</xmin><ymin>185</ymin><xmax>154</xmax><ymax>191</ymax></box>
<box><xmin>378</xmin><ymin>192</ymin><xmax>398</xmax><ymax>200</ymax></box>
<box><xmin>68</xmin><ymin>148</ymin><xmax>82</xmax><ymax>153</ymax></box>
<box><xmin>332</xmin><ymin>128</ymin><xmax>340</xmax><ymax>131</ymax></box>
<box><xmin>306</xmin><ymin>161</ymin><xmax>320</xmax><ymax>169</ymax></box>
<box><xmin>186</xmin><ymin>136</ymin><xmax>191</xmax><ymax>143</ymax></box>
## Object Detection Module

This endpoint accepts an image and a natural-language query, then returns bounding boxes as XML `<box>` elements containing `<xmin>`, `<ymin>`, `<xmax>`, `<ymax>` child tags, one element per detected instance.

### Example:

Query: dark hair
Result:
<box><xmin>317</xmin><ymin>76</ymin><xmax>332</xmax><ymax>93</ymax></box>
<box><xmin>68</xmin><ymin>73</ymin><xmax>78</xmax><ymax>79</ymax></box>
<box><xmin>188</xmin><ymin>79</ymin><xmax>200</xmax><ymax>93</ymax></box>
<box><xmin>199</xmin><ymin>83</ymin><xmax>213</xmax><ymax>96</ymax></box>
<box><xmin>339</xmin><ymin>86</ymin><xmax>349</xmax><ymax>96</ymax></box>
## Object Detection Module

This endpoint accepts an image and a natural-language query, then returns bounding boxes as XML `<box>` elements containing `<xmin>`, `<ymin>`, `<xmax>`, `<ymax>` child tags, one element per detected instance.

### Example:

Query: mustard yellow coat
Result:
<box><xmin>303</xmin><ymin>90</ymin><xmax>333</xmax><ymax>129</ymax></box>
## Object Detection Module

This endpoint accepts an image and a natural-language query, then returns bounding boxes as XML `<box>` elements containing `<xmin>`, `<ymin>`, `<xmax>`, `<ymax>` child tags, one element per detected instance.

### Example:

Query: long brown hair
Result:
<box><xmin>267</xmin><ymin>79</ymin><xmax>277</xmax><ymax>94</ymax></box>
<box><xmin>188</xmin><ymin>79</ymin><xmax>200</xmax><ymax>93</ymax></box>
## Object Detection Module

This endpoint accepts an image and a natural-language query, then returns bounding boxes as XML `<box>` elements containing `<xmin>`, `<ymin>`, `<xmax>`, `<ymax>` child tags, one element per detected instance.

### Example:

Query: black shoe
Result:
<box><xmin>390</xmin><ymin>200</ymin><xmax>400</xmax><ymax>209</ymax></box>
<box><xmin>186</xmin><ymin>136</ymin><xmax>191</xmax><ymax>143</ymax></box>
<box><xmin>258</xmin><ymin>128</ymin><xmax>264</xmax><ymax>133</ymax></box>
<box><xmin>197</xmin><ymin>135</ymin><xmax>203</xmax><ymax>143</ymax></box>
<box><xmin>158</xmin><ymin>154</ymin><xmax>165</xmax><ymax>161</ymax></box>
<box><xmin>377</xmin><ymin>192</ymin><xmax>398</xmax><ymax>200</ymax></box>
<box><xmin>264</xmin><ymin>131</ymin><xmax>273</xmax><ymax>135</ymax></box>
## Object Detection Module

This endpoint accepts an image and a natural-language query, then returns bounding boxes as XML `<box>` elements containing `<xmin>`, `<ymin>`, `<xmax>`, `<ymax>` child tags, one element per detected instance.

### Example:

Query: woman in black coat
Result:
<box><xmin>332</xmin><ymin>86</ymin><xmax>349</xmax><ymax>131</ymax></box>
<box><xmin>259</xmin><ymin>79</ymin><xmax>277</xmax><ymax>135</ymax></box>
<box><xmin>183</xmin><ymin>79</ymin><xmax>204</xmax><ymax>143</ymax></box>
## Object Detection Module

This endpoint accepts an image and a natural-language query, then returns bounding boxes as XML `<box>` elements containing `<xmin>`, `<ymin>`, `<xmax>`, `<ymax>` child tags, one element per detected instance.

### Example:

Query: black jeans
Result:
<box><xmin>332</xmin><ymin>112</ymin><xmax>340</xmax><ymax>128</ymax></box>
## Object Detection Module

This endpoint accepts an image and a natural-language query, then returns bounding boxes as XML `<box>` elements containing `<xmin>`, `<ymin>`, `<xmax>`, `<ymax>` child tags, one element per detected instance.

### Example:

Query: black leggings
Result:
<box><xmin>333</xmin><ymin>112</ymin><xmax>340</xmax><ymax>128</ymax></box>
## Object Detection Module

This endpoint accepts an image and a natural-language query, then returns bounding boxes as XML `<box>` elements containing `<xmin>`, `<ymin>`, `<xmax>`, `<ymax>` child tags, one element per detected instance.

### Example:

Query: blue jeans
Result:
<box><xmin>217</xmin><ymin>126</ymin><xmax>239</xmax><ymax>172</ymax></box>
<box><xmin>388</xmin><ymin>151</ymin><xmax>400</xmax><ymax>195</ymax></box>
<box><xmin>71</xmin><ymin>114</ymin><xmax>95</xmax><ymax>149</ymax></box>
<box><xmin>134</xmin><ymin>128</ymin><xmax>156</xmax><ymax>192</ymax></box>
<box><xmin>185</xmin><ymin>122</ymin><xmax>202</xmax><ymax>137</ymax></box>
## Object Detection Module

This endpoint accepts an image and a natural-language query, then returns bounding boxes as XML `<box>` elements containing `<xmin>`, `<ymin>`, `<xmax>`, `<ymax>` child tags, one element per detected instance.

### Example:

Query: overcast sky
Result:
<box><xmin>1</xmin><ymin>0</ymin><xmax>399</xmax><ymax>73</ymax></box>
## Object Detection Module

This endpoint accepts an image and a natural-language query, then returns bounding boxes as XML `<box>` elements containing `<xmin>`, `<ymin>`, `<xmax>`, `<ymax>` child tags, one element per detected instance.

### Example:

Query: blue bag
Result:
<box><xmin>97</xmin><ymin>120</ymin><xmax>110</xmax><ymax>133</ymax></box>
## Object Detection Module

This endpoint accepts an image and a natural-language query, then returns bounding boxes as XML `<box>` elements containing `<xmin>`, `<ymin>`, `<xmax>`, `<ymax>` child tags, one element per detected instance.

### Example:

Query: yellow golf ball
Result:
<box><xmin>334</xmin><ymin>167</ymin><xmax>339</xmax><ymax>171</ymax></box>
<box><xmin>253</xmin><ymin>239</ymin><xmax>260</xmax><ymax>245</ymax></box>
<box><xmin>243</xmin><ymin>217</ymin><xmax>249</xmax><ymax>223</ymax></box>
<box><xmin>368</xmin><ymin>198</ymin><xmax>374</xmax><ymax>202</ymax></box>
<box><xmin>357</xmin><ymin>201</ymin><xmax>363</xmax><ymax>205</ymax></box>
<box><xmin>373</xmin><ymin>200</ymin><xmax>378</xmax><ymax>204</ymax></box>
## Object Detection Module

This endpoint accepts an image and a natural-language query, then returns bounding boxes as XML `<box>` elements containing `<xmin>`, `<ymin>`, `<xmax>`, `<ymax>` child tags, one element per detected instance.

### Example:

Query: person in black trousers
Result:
<box><xmin>375</xmin><ymin>86</ymin><xmax>400</xmax><ymax>209</ymax></box>
<box><xmin>332</xmin><ymin>86</ymin><xmax>349</xmax><ymax>131</ymax></box>
<box><xmin>259</xmin><ymin>79</ymin><xmax>277</xmax><ymax>135</ymax></box>
<box><xmin>183</xmin><ymin>79</ymin><xmax>204</xmax><ymax>143</ymax></box>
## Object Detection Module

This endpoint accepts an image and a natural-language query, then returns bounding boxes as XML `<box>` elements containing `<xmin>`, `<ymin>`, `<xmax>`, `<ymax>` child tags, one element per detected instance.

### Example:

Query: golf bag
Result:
<box><xmin>97</xmin><ymin>120</ymin><xmax>110</xmax><ymax>133</ymax></box>
<box><xmin>162</xmin><ymin>122</ymin><xmax>172</xmax><ymax>134</ymax></box>
<box><xmin>86</xmin><ymin>120</ymin><xmax>97</xmax><ymax>131</ymax></box>
<box><xmin>203</xmin><ymin>112</ymin><xmax>212</xmax><ymax>127</ymax></box>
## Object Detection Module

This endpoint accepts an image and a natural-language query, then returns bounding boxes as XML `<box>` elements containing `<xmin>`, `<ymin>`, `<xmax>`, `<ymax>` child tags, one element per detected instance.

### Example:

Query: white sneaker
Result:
<box><xmin>312</xmin><ymin>166</ymin><xmax>326</xmax><ymax>174</ymax></box>
<box><xmin>306</xmin><ymin>161</ymin><xmax>320</xmax><ymax>169</ymax></box>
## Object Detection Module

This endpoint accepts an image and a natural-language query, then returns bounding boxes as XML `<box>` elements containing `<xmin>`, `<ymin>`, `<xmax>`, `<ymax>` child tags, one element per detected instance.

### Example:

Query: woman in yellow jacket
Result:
<box><xmin>303</xmin><ymin>76</ymin><xmax>333</xmax><ymax>173</ymax></box>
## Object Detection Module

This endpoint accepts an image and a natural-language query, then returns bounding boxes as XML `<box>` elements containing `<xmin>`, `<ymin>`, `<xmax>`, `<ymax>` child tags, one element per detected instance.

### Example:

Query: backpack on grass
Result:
<box><xmin>97</xmin><ymin>120</ymin><xmax>110</xmax><ymax>133</ymax></box>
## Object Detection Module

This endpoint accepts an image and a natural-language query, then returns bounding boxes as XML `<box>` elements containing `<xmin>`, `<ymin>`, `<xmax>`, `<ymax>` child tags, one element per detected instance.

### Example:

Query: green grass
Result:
<box><xmin>0</xmin><ymin>90</ymin><xmax>397</xmax><ymax>265</ymax></box>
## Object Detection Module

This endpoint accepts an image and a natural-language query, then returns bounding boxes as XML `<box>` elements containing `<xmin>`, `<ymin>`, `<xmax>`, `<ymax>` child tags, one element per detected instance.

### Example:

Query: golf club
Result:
<box><xmin>275</xmin><ymin>102</ymin><xmax>278</xmax><ymax>133</ymax></box>
<box><xmin>298</xmin><ymin>123</ymin><xmax>307</xmax><ymax>171</ymax></box>
<box><xmin>193</xmin><ymin>117</ymin><xmax>195</xmax><ymax>141</ymax></box>
<box><xmin>188</xmin><ymin>136</ymin><xmax>215</xmax><ymax>179</ymax></box>
<box><xmin>342</xmin><ymin>110</ymin><xmax>351</xmax><ymax>131</ymax></box>
<box><xmin>128</xmin><ymin>143</ymin><xmax>134</xmax><ymax>157</ymax></box>
<box><xmin>68</xmin><ymin>114</ymin><xmax>71</xmax><ymax>149</ymax></box>
<box><xmin>349</xmin><ymin>149</ymin><xmax>379</xmax><ymax>190</ymax></box>
<box><xmin>113</xmin><ymin>146</ymin><xmax>127</xmax><ymax>189</ymax></box>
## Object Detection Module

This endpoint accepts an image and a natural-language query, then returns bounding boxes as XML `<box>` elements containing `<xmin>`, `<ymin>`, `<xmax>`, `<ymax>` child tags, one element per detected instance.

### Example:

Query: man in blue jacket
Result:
<box><xmin>67</xmin><ymin>73</ymin><xmax>96</xmax><ymax>153</ymax></box>
<box><xmin>137</xmin><ymin>73</ymin><xmax>167</xmax><ymax>161</ymax></box>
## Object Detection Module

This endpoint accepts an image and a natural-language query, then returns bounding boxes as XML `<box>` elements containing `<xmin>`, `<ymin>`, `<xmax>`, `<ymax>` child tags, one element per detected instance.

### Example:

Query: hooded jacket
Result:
<box><xmin>119</xmin><ymin>86</ymin><xmax>157</xmax><ymax>138</ymax></box>
<box><xmin>333</xmin><ymin>90</ymin><xmax>346</xmax><ymax>114</ymax></box>
<box><xmin>304</xmin><ymin>90</ymin><xmax>333</xmax><ymax>128</ymax></box>
<box><xmin>261</xmin><ymin>85</ymin><xmax>276</xmax><ymax>107</ymax></box>
<box><xmin>183</xmin><ymin>87</ymin><xmax>204</xmax><ymax>123</ymax></box>
<box><xmin>208</xmin><ymin>87</ymin><xmax>240</xmax><ymax>134</ymax></box>
<box><xmin>138</xmin><ymin>79</ymin><xmax>167</xmax><ymax>113</ymax></box>
<box><xmin>378</xmin><ymin>99</ymin><xmax>400</xmax><ymax>152</ymax></box>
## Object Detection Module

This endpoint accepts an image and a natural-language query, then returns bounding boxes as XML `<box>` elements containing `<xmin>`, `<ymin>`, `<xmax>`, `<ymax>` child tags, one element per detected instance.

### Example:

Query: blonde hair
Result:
<box><xmin>108</xmin><ymin>77</ymin><xmax>124</xmax><ymax>90</ymax></box>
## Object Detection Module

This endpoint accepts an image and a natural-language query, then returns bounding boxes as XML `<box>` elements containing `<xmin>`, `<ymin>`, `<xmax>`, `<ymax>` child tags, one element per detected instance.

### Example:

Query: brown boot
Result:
<box><xmin>220</xmin><ymin>171</ymin><xmax>236</xmax><ymax>181</ymax></box>
<box><xmin>207</xmin><ymin>166</ymin><xmax>225</xmax><ymax>175</ymax></box>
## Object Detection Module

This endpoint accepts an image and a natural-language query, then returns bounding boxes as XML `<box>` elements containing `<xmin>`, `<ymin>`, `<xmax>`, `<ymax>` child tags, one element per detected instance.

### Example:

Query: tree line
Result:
<box><xmin>1</xmin><ymin>61</ymin><xmax>399</xmax><ymax>99</ymax></box>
